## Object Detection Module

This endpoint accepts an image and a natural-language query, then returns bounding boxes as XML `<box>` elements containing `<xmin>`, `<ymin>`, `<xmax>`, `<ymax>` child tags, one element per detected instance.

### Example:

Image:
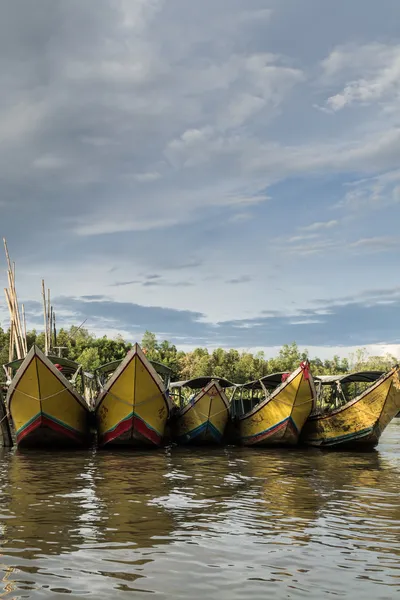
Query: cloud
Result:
<box><xmin>133</xmin><ymin>172</ymin><xmax>161</xmax><ymax>182</ymax></box>
<box><xmin>2</xmin><ymin>0</ymin><xmax>400</xmax><ymax>354</ymax></box>
<box><xmin>337</xmin><ymin>169</ymin><xmax>400</xmax><ymax>211</ymax></box>
<box><xmin>301</xmin><ymin>220</ymin><xmax>338</xmax><ymax>232</ymax></box>
<box><xmin>288</xmin><ymin>233</ymin><xmax>319</xmax><ymax>243</ymax></box>
<box><xmin>226</xmin><ymin>275</ymin><xmax>252</xmax><ymax>284</ymax></box>
<box><xmin>111</xmin><ymin>280</ymin><xmax>141</xmax><ymax>287</ymax></box>
<box><xmin>43</xmin><ymin>291</ymin><xmax>400</xmax><ymax>350</ymax></box>
<box><xmin>228</xmin><ymin>212</ymin><xmax>254</xmax><ymax>223</ymax></box>
<box><xmin>349</xmin><ymin>236</ymin><xmax>400</xmax><ymax>251</ymax></box>
<box><xmin>321</xmin><ymin>43</ymin><xmax>400</xmax><ymax>111</ymax></box>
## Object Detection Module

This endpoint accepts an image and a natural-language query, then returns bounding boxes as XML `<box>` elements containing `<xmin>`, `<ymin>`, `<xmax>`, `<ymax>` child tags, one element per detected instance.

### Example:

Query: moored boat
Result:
<box><xmin>170</xmin><ymin>377</ymin><xmax>233</xmax><ymax>445</ymax></box>
<box><xmin>229</xmin><ymin>362</ymin><xmax>315</xmax><ymax>446</ymax></box>
<box><xmin>94</xmin><ymin>343</ymin><xmax>173</xmax><ymax>448</ymax></box>
<box><xmin>301</xmin><ymin>367</ymin><xmax>400</xmax><ymax>449</ymax></box>
<box><xmin>4</xmin><ymin>345</ymin><xmax>91</xmax><ymax>448</ymax></box>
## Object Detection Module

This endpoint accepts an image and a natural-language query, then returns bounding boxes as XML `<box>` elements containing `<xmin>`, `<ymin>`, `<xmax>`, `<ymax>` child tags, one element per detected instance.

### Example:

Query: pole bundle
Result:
<box><xmin>3</xmin><ymin>239</ymin><xmax>27</xmax><ymax>360</ymax></box>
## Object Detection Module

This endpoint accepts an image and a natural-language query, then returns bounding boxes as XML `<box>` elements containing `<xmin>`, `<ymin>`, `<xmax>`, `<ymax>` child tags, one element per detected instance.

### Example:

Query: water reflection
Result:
<box><xmin>94</xmin><ymin>450</ymin><xmax>176</xmax><ymax>548</ymax></box>
<box><xmin>0</xmin><ymin>422</ymin><xmax>398</xmax><ymax>598</ymax></box>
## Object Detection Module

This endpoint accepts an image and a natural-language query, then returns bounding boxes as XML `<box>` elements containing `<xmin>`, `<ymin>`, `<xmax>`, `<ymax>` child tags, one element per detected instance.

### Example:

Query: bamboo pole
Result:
<box><xmin>50</xmin><ymin>305</ymin><xmax>53</xmax><ymax>352</ymax></box>
<box><xmin>47</xmin><ymin>288</ymin><xmax>51</xmax><ymax>353</ymax></box>
<box><xmin>53</xmin><ymin>311</ymin><xmax>57</xmax><ymax>348</ymax></box>
<box><xmin>9</xmin><ymin>320</ymin><xmax>14</xmax><ymax>363</ymax></box>
<box><xmin>4</xmin><ymin>241</ymin><xmax>26</xmax><ymax>357</ymax></box>
<box><xmin>4</xmin><ymin>288</ymin><xmax>23</xmax><ymax>359</ymax></box>
<box><xmin>42</xmin><ymin>279</ymin><xmax>48</xmax><ymax>355</ymax></box>
<box><xmin>22</xmin><ymin>304</ymin><xmax>27</xmax><ymax>354</ymax></box>
<box><xmin>3</xmin><ymin>239</ymin><xmax>28</xmax><ymax>359</ymax></box>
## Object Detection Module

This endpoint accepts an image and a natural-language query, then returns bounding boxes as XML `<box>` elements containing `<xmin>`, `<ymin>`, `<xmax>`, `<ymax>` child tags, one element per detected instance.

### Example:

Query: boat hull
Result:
<box><xmin>301</xmin><ymin>368</ymin><xmax>400</xmax><ymax>449</ymax></box>
<box><xmin>237</xmin><ymin>363</ymin><xmax>315</xmax><ymax>447</ymax></box>
<box><xmin>174</xmin><ymin>382</ymin><xmax>229</xmax><ymax>445</ymax></box>
<box><xmin>95</xmin><ymin>344</ymin><xmax>170</xmax><ymax>448</ymax></box>
<box><xmin>7</xmin><ymin>347</ymin><xmax>90</xmax><ymax>448</ymax></box>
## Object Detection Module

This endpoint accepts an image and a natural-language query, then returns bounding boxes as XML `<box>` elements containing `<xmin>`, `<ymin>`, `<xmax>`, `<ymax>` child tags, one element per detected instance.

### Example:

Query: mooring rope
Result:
<box><xmin>9</xmin><ymin>387</ymin><xmax>69</xmax><ymax>402</ymax></box>
<box><xmin>98</xmin><ymin>385</ymin><xmax>169</xmax><ymax>410</ymax></box>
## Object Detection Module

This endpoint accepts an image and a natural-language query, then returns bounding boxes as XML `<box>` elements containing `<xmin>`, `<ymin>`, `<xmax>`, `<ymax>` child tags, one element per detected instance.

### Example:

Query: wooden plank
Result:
<box><xmin>0</xmin><ymin>391</ymin><xmax>13</xmax><ymax>447</ymax></box>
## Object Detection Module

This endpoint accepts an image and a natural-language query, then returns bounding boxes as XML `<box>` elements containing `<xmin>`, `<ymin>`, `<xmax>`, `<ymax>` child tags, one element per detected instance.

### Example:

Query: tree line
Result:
<box><xmin>0</xmin><ymin>326</ymin><xmax>397</xmax><ymax>383</ymax></box>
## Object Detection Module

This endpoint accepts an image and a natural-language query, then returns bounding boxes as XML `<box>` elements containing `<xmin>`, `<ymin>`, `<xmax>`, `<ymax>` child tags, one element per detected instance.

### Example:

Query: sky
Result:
<box><xmin>1</xmin><ymin>0</ymin><xmax>400</xmax><ymax>360</ymax></box>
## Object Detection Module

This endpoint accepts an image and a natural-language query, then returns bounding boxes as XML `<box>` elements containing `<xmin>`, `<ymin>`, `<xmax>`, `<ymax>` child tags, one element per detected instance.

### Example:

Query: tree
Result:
<box><xmin>141</xmin><ymin>331</ymin><xmax>159</xmax><ymax>361</ymax></box>
<box><xmin>77</xmin><ymin>347</ymin><xmax>101</xmax><ymax>372</ymax></box>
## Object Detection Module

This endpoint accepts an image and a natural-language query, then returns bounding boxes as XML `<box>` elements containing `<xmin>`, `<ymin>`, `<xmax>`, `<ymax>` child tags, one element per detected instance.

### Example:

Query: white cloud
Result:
<box><xmin>301</xmin><ymin>220</ymin><xmax>338</xmax><ymax>232</ymax></box>
<box><xmin>321</xmin><ymin>43</ymin><xmax>400</xmax><ymax>111</ymax></box>
<box><xmin>133</xmin><ymin>171</ymin><xmax>161</xmax><ymax>182</ymax></box>
<box><xmin>337</xmin><ymin>169</ymin><xmax>400</xmax><ymax>211</ymax></box>
<box><xmin>2</xmin><ymin>0</ymin><xmax>400</xmax><ymax>350</ymax></box>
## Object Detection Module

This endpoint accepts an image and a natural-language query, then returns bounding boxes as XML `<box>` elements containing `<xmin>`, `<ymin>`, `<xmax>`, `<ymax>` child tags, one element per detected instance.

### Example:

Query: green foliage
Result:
<box><xmin>0</xmin><ymin>326</ymin><xmax>398</xmax><ymax>383</ymax></box>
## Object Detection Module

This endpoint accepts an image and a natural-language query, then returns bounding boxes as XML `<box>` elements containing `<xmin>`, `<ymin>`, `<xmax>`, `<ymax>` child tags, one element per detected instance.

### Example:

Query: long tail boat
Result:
<box><xmin>94</xmin><ymin>343</ymin><xmax>173</xmax><ymax>448</ymax></box>
<box><xmin>301</xmin><ymin>367</ymin><xmax>400</xmax><ymax>449</ymax></box>
<box><xmin>229</xmin><ymin>362</ymin><xmax>315</xmax><ymax>446</ymax></box>
<box><xmin>170</xmin><ymin>377</ymin><xmax>233</xmax><ymax>445</ymax></box>
<box><xmin>4</xmin><ymin>345</ymin><xmax>91</xmax><ymax>448</ymax></box>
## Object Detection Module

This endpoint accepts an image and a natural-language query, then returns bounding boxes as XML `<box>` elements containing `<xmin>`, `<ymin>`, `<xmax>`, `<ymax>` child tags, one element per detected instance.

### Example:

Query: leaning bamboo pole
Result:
<box><xmin>41</xmin><ymin>279</ymin><xmax>48</xmax><ymax>355</ymax></box>
<box><xmin>22</xmin><ymin>303</ymin><xmax>27</xmax><ymax>352</ymax></box>
<box><xmin>47</xmin><ymin>288</ymin><xmax>51</xmax><ymax>352</ymax></box>
<box><xmin>3</xmin><ymin>240</ymin><xmax>27</xmax><ymax>359</ymax></box>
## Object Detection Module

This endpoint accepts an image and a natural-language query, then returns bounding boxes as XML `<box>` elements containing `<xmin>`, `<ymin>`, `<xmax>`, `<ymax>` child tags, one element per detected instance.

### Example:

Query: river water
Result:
<box><xmin>0</xmin><ymin>421</ymin><xmax>399</xmax><ymax>599</ymax></box>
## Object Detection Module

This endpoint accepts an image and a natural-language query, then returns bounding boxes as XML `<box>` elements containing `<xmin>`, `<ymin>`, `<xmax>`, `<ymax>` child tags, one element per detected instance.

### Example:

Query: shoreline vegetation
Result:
<box><xmin>0</xmin><ymin>326</ymin><xmax>397</xmax><ymax>384</ymax></box>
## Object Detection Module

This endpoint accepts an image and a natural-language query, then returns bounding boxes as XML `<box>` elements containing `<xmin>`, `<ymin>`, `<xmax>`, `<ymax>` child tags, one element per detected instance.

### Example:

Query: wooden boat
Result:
<box><xmin>4</xmin><ymin>345</ymin><xmax>91</xmax><ymax>448</ymax></box>
<box><xmin>229</xmin><ymin>362</ymin><xmax>315</xmax><ymax>446</ymax></box>
<box><xmin>170</xmin><ymin>377</ymin><xmax>233</xmax><ymax>445</ymax></box>
<box><xmin>301</xmin><ymin>367</ymin><xmax>400</xmax><ymax>449</ymax></box>
<box><xmin>94</xmin><ymin>343</ymin><xmax>173</xmax><ymax>448</ymax></box>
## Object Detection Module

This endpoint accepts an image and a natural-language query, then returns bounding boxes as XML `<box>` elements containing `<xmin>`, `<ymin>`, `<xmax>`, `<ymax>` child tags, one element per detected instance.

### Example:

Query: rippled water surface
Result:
<box><xmin>1</xmin><ymin>421</ymin><xmax>399</xmax><ymax>599</ymax></box>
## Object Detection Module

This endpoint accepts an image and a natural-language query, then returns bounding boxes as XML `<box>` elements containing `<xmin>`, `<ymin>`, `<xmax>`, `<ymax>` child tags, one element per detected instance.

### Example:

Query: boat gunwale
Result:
<box><xmin>307</xmin><ymin>366</ymin><xmax>399</xmax><ymax>422</ymax></box>
<box><xmin>175</xmin><ymin>379</ymin><xmax>230</xmax><ymax>419</ymax></box>
<box><xmin>95</xmin><ymin>343</ymin><xmax>173</xmax><ymax>413</ymax></box>
<box><xmin>237</xmin><ymin>362</ymin><xmax>316</xmax><ymax>422</ymax></box>
<box><xmin>6</xmin><ymin>345</ymin><xmax>90</xmax><ymax>413</ymax></box>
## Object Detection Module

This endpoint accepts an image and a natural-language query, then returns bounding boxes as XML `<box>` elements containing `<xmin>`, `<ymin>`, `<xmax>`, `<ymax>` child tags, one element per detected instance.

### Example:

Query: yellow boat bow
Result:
<box><xmin>95</xmin><ymin>343</ymin><xmax>173</xmax><ymax>447</ymax></box>
<box><xmin>230</xmin><ymin>362</ymin><xmax>316</xmax><ymax>446</ymax></box>
<box><xmin>170</xmin><ymin>377</ymin><xmax>233</xmax><ymax>444</ymax></box>
<box><xmin>5</xmin><ymin>345</ymin><xmax>91</xmax><ymax>447</ymax></box>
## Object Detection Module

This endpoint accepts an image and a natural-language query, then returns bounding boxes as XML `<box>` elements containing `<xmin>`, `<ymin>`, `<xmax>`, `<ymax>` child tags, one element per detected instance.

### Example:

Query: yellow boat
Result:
<box><xmin>301</xmin><ymin>367</ymin><xmax>400</xmax><ymax>449</ymax></box>
<box><xmin>170</xmin><ymin>377</ymin><xmax>233</xmax><ymax>444</ymax></box>
<box><xmin>230</xmin><ymin>362</ymin><xmax>316</xmax><ymax>446</ymax></box>
<box><xmin>4</xmin><ymin>345</ymin><xmax>91</xmax><ymax>448</ymax></box>
<box><xmin>94</xmin><ymin>343</ymin><xmax>173</xmax><ymax>448</ymax></box>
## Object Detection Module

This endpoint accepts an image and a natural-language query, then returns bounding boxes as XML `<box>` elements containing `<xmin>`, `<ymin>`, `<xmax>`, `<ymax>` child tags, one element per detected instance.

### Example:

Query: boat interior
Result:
<box><xmin>313</xmin><ymin>371</ymin><xmax>385</xmax><ymax>413</ymax></box>
<box><xmin>230</xmin><ymin>372</ymin><xmax>288</xmax><ymax>418</ymax></box>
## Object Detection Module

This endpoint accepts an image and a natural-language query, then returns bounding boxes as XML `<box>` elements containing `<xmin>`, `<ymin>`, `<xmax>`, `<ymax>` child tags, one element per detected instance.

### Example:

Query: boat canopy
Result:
<box><xmin>239</xmin><ymin>372</ymin><xmax>288</xmax><ymax>391</ymax></box>
<box><xmin>170</xmin><ymin>376</ymin><xmax>235</xmax><ymax>390</ymax></box>
<box><xmin>314</xmin><ymin>371</ymin><xmax>385</xmax><ymax>385</ymax></box>
<box><xmin>4</xmin><ymin>354</ymin><xmax>81</xmax><ymax>377</ymax></box>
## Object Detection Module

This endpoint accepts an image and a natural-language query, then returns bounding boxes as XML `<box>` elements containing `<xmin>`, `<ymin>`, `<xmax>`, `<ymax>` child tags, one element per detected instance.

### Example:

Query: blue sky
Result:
<box><xmin>1</xmin><ymin>0</ymin><xmax>400</xmax><ymax>359</ymax></box>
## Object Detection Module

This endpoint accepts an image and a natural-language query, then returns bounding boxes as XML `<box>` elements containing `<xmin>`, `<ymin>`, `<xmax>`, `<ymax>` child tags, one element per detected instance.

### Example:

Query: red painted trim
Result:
<box><xmin>101</xmin><ymin>414</ymin><xmax>162</xmax><ymax>446</ymax></box>
<box><xmin>134</xmin><ymin>415</ymin><xmax>162</xmax><ymax>445</ymax></box>
<box><xmin>41</xmin><ymin>415</ymin><xmax>83</xmax><ymax>442</ymax></box>
<box><xmin>101</xmin><ymin>417</ymin><xmax>132</xmax><ymax>445</ymax></box>
<box><xmin>16</xmin><ymin>414</ymin><xmax>42</xmax><ymax>443</ymax></box>
<box><xmin>16</xmin><ymin>414</ymin><xmax>83</xmax><ymax>445</ymax></box>
<box><xmin>245</xmin><ymin>417</ymin><xmax>297</xmax><ymax>446</ymax></box>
